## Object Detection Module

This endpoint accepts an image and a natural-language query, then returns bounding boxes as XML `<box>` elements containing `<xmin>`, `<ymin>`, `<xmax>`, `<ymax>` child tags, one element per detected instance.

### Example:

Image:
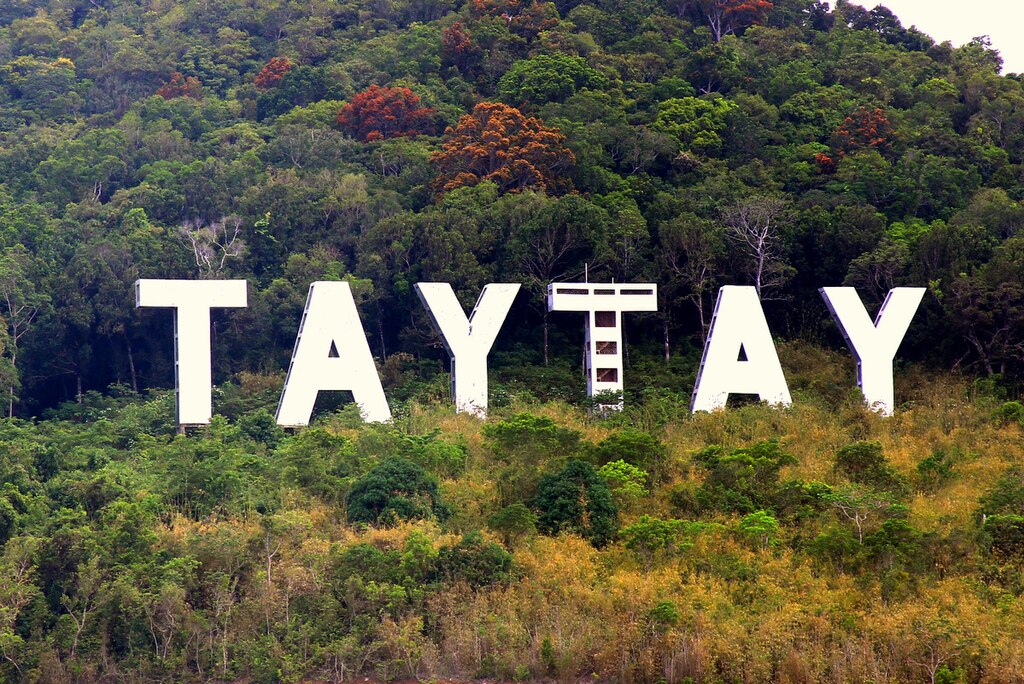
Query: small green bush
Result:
<box><xmin>346</xmin><ymin>457</ymin><xmax>449</xmax><ymax>525</ymax></box>
<box><xmin>533</xmin><ymin>459</ymin><xmax>618</xmax><ymax>547</ymax></box>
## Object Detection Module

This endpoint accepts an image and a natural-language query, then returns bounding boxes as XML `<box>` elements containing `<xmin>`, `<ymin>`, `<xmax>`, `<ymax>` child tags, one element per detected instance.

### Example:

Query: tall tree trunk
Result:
<box><xmin>125</xmin><ymin>332</ymin><xmax>138</xmax><ymax>392</ymax></box>
<box><xmin>663</xmin><ymin>316</ymin><xmax>671</xmax><ymax>362</ymax></box>
<box><xmin>543</xmin><ymin>309</ymin><xmax>550</xmax><ymax>366</ymax></box>
<box><xmin>8</xmin><ymin>349</ymin><xmax>15</xmax><ymax>418</ymax></box>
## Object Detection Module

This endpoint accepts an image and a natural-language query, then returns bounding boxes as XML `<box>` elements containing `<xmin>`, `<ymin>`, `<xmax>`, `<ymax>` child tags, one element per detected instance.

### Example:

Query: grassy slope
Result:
<box><xmin>290</xmin><ymin>343</ymin><xmax>1024</xmax><ymax>682</ymax></box>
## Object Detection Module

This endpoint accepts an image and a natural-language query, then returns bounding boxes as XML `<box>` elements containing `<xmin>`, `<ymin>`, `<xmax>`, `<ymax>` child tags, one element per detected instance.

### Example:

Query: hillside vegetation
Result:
<box><xmin>0</xmin><ymin>0</ymin><xmax>1023</xmax><ymax>681</ymax></box>
<box><xmin>0</xmin><ymin>350</ymin><xmax>1023</xmax><ymax>682</ymax></box>
<box><xmin>0</xmin><ymin>0</ymin><xmax>1019</xmax><ymax>407</ymax></box>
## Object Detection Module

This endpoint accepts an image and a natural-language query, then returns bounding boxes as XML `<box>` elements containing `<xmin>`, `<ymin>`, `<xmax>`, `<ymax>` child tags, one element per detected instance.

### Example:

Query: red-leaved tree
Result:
<box><xmin>156</xmin><ymin>72</ymin><xmax>203</xmax><ymax>99</ymax></box>
<box><xmin>336</xmin><ymin>85</ymin><xmax>436</xmax><ymax>142</ymax></box>
<box><xmin>834</xmin><ymin>106</ymin><xmax>894</xmax><ymax>157</ymax></box>
<box><xmin>431</xmin><ymin>101</ymin><xmax>575</xmax><ymax>195</ymax></box>
<box><xmin>442</xmin><ymin>21</ymin><xmax>480</xmax><ymax>73</ymax></box>
<box><xmin>254</xmin><ymin>57</ymin><xmax>294</xmax><ymax>90</ymax></box>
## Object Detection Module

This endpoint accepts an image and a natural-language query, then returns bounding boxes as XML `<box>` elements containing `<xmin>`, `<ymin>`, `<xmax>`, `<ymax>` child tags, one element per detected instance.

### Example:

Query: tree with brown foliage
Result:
<box><xmin>431</xmin><ymin>102</ymin><xmax>574</xmax><ymax>195</ymax></box>
<box><xmin>441</xmin><ymin>21</ymin><xmax>480</xmax><ymax>74</ymax></box>
<box><xmin>254</xmin><ymin>57</ymin><xmax>294</xmax><ymax>90</ymax></box>
<box><xmin>470</xmin><ymin>0</ymin><xmax>558</xmax><ymax>40</ymax></box>
<box><xmin>682</xmin><ymin>0</ymin><xmax>774</xmax><ymax>42</ymax></box>
<box><xmin>156</xmin><ymin>72</ymin><xmax>202</xmax><ymax>99</ymax></box>
<box><xmin>336</xmin><ymin>85</ymin><xmax>436</xmax><ymax>142</ymax></box>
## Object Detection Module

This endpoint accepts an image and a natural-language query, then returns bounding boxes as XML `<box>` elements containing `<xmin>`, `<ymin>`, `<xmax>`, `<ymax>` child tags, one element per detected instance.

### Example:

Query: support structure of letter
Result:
<box><xmin>820</xmin><ymin>286</ymin><xmax>926</xmax><ymax>416</ymax></box>
<box><xmin>135</xmin><ymin>279</ymin><xmax>248</xmax><ymax>425</ymax></box>
<box><xmin>276</xmin><ymin>281</ymin><xmax>391</xmax><ymax>426</ymax></box>
<box><xmin>547</xmin><ymin>283</ymin><xmax>658</xmax><ymax>409</ymax></box>
<box><xmin>691</xmin><ymin>285</ymin><xmax>791</xmax><ymax>412</ymax></box>
<box><xmin>414</xmin><ymin>283</ymin><xmax>520</xmax><ymax>417</ymax></box>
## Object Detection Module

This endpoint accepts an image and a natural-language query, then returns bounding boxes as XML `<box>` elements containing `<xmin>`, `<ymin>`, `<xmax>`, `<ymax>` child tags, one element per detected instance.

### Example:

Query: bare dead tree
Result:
<box><xmin>908</xmin><ymin>618</ymin><xmax>964</xmax><ymax>684</ymax></box>
<box><xmin>723</xmin><ymin>195</ymin><xmax>793</xmax><ymax>300</ymax></box>
<box><xmin>661</xmin><ymin>216</ymin><xmax>724</xmax><ymax>342</ymax></box>
<box><xmin>844</xmin><ymin>241</ymin><xmax>911</xmax><ymax>306</ymax></box>
<box><xmin>515</xmin><ymin>214</ymin><xmax>592</xmax><ymax>365</ymax></box>
<box><xmin>178</xmin><ymin>216</ymin><xmax>247</xmax><ymax>278</ymax></box>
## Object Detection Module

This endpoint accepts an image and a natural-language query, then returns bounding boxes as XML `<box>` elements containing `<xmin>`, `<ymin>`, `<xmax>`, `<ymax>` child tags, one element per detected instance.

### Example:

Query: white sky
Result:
<box><xmin>838</xmin><ymin>1</ymin><xmax>1024</xmax><ymax>74</ymax></box>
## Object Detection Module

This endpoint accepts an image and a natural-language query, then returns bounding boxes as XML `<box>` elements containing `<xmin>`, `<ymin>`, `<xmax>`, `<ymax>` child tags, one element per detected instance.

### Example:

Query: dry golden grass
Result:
<box><xmin>236</xmin><ymin>343</ymin><xmax>1024</xmax><ymax>682</ymax></box>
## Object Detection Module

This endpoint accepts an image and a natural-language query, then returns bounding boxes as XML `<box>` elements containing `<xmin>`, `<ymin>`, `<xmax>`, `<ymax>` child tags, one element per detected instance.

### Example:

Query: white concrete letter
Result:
<box><xmin>276</xmin><ymin>281</ymin><xmax>390</xmax><ymax>426</ymax></box>
<box><xmin>547</xmin><ymin>283</ymin><xmax>658</xmax><ymax>409</ymax></box>
<box><xmin>820</xmin><ymin>287</ymin><xmax>925</xmax><ymax>416</ymax></box>
<box><xmin>691</xmin><ymin>286</ymin><xmax>791</xmax><ymax>412</ymax></box>
<box><xmin>414</xmin><ymin>283</ymin><xmax>519</xmax><ymax>417</ymax></box>
<box><xmin>135</xmin><ymin>279</ymin><xmax>248</xmax><ymax>425</ymax></box>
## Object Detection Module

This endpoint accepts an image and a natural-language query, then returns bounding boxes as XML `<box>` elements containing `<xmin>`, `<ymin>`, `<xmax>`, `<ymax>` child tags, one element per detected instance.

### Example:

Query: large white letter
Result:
<box><xmin>547</xmin><ymin>283</ymin><xmax>658</xmax><ymax>409</ymax></box>
<box><xmin>135</xmin><ymin>279</ymin><xmax>248</xmax><ymax>425</ymax></box>
<box><xmin>276</xmin><ymin>281</ymin><xmax>390</xmax><ymax>426</ymax></box>
<box><xmin>691</xmin><ymin>286</ymin><xmax>791</xmax><ymax>412</ymax></box>
<box><xmin>819</xmin><ymin>287</ymin><xmax>925</xmax><ymax>416</ymax></box>
<box><xmin>414</xmin><ymin>283</ymin><xmax>520</xmax><ymax>417</ymax></box>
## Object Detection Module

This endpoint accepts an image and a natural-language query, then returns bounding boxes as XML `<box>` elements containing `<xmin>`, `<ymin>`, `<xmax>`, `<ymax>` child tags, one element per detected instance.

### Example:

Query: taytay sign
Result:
<box><xmin>136</xmin><ymin>279</ymin><xmax>926</xmax><ymax>426</ymax></box>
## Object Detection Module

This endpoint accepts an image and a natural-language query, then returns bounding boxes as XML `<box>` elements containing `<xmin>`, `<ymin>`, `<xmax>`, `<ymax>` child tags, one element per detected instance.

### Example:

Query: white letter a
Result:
<box><xmin>691</xmin><ymin>286</ymin><xmax>791</xmax><ymax>412</ymax></box>
<box><xmin>276</xmin><ymin>281</ymin><xmax>390</xmax><ymax>426</ymax></box>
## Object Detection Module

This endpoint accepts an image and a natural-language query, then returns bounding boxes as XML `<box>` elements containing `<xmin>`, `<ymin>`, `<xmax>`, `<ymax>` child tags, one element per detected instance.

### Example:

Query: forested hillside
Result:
<box><xmin>0</xmin><ymin>0</ymin><xmax>1023</xmax><ymax>681</ymax></box>
<box><xmin>0</xmin><ymin>0</ymin><xmax>1020</xmax><ymax>407</ymax></box>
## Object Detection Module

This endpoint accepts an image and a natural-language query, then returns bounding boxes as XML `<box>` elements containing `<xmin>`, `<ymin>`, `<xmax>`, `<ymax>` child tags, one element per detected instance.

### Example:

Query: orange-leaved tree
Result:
<box><xmin>336</xmin><ymin>85</ymin><xmax>436</xmax><ymax>142</ymax></box>
<box><xmin>431</xmin><ymin>101</ymin><xmax>575</xmax><ymax>196</ymax></box>
<box><xmin>254</xmin><ymin>57</ymin><xmax>294</xmax><ymax>90</ymax></box>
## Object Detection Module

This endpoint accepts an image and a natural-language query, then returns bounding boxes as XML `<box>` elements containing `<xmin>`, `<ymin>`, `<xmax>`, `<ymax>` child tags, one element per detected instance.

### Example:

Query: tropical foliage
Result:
<box><xmin>0</xmin><ymin>0</ymin><xmax>1019</xmax><ymax>680</ymax></box>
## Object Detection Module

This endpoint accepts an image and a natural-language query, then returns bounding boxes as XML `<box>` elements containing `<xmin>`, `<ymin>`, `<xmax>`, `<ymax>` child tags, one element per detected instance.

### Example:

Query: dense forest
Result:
<box><xmin>0</xmin><ymin>0</ymin><xmax>1022</xmax><ymax>680</ymax></box>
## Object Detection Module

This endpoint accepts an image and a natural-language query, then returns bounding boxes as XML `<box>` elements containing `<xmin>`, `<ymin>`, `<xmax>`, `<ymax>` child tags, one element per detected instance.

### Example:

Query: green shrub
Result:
<box><xmin>979</xmin><ymin>468</ymin><xmax>1024</xmax><ymax>516</ymax></box>
<box><xmin>591</xmin><ymin>428</ymin><xmax>667</xmax><ymax>480</ymax></box>
<box><xmin>621</xmin><ymin>515</ymin><xmax>687</xmax><ymax>566</ymax></box>
<box><xmin>485</xmin><ymin>413</ymin><xmax>585</xmax><ymax>506</ymax></box>
<box><xmin>738</xmin><ymin>510</ymin><xmax>780</xmax><ymax>549</ymax></box>
<box><xmin>648</xmin><ymin>600</ymin><xmax>681</xmax><ymax>629</ymax></box>
<box><xmin>834</xmin><ymin>441</ymin><xmax>907</xmax><ymax>495</ymax></box>
<box><xmin>533</xmin><ymin>459</ymin><xmax>618</xmax><ymax>547</ymax></box>
<box><xmin>693</xmin><ymin>440</ymin><xmax>798</xmax><ymax>514</ymax></box>
<box><xmin>346</xmin><ymin>457</ymin><xmax>449</xmax><ymax>525</ymax></box>
<box><xmin>916</xmin><ymin>449</ymin><xmax>958</xmax><ymax>491</ymax></box>
<box><xmin>982</xmin><ymin>514</ymin><xmax>1024</xmax><ymax>561</ymax></box>
<box><xmin>993</xmin><ymin>400</ymin><xmax>1024</xmax><ymax>425</ymax></box>
<box><xmin>487</xmin><ymin>503</ymin><xmax>538</xmax><ymax>547</ymax></box>
<box><xmin>597</xmin><ymin>459</ymin><xmax>649</xmax><ymax>506</ymax></box>
<box><xmin>438</xmin><ymin>531</ymin><xmax>514</xmax><ymax>587</ymax></box>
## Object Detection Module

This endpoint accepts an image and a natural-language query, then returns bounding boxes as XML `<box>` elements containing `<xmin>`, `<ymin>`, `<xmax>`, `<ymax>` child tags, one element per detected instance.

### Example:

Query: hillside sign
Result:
<box><xmin>135</xmin><ymin>279</ymin><xmax>926</xmax><ymax>427</ymax></box>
